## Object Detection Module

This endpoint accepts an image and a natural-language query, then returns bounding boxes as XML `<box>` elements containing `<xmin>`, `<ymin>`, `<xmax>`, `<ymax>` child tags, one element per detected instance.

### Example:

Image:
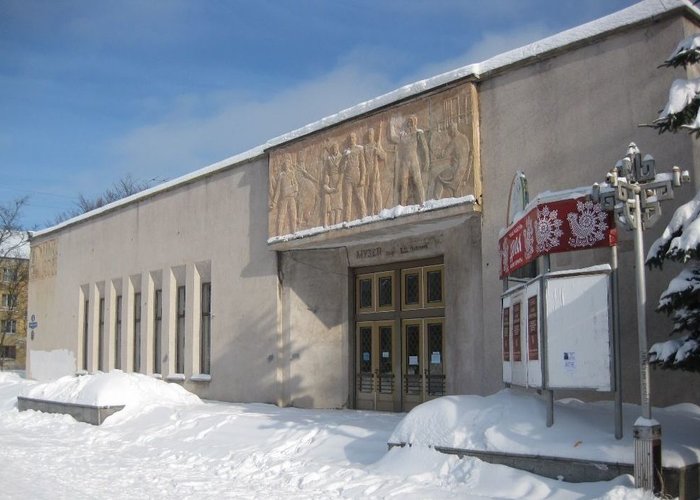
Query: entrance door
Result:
<box><xmin>355</xmin><ymin>321</ymin><xmax>398</xmax><ymax>411</ymax></box>
<box><xmin>402</xmin><ymin>317</ymin><xmax>446</xmax><ymax>411</ymax></box>
<box><xmin>354</xmin><ymin>259</ymin><xmax>446</xmax><ymax>412</ymax></box>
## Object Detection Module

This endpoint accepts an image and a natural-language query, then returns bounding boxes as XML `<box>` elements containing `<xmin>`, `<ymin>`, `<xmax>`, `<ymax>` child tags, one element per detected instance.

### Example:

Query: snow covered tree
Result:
<box><xmin>0</xmin><ymin>198</ymin><xmax>29</xmax><ymax>371</ymax></box>
<box><xmin>646</xmin><ymin>34</ymin><xmax>700</xmax><ymax>371</ymax></box>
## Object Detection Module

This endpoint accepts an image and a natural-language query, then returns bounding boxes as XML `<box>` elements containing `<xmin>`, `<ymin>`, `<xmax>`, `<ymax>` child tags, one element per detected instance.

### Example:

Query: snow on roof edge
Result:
<box><xmin>32</xmin><ymin>0</ymin><xmax>699</xmax><ymax>239</ymax></box>
<box><xmin>31</xmin><ymin>145</ymin><xmax>266</xmax><ymax>239</ymax></box>
<box><xmin>267</xmin><ymin>195</ymin><xmax>477</xmax><ymax>245</ymax></box>
<box><xmin>265</xmin><ymin>0</ymin><xmax>699</xmax><ymax>150</ymax></box>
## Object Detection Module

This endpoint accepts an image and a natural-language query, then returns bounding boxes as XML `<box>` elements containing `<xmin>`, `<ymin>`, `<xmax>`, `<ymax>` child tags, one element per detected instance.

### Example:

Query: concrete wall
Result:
<box><xmin>444</xmin><ymin>217</ymin><xmax>484</xmax><ymax>395</ymax></box>
<box><xmin>28</xmin><ymin>156</ymin><xmax>280</xmax><ymax>404</ymax></box>
<box><xmin>479</xmin><ymin>14</ymin><xmax>700</xmax><ymax>405</ymax></box>
<box><xmin>279</xmin><ymin>249</ymin><xmax>350</xmax><ymax>408</ymax></box>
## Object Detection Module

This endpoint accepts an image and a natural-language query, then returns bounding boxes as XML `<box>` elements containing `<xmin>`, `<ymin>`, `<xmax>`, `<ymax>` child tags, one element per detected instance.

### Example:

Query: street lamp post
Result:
<box><xmin>592</xmin><ymin>142</ymin><xmax>689</xmax><ymax>493</ymax></box>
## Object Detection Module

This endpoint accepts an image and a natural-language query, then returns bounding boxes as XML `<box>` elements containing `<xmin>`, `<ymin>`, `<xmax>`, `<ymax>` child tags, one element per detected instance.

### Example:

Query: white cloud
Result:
<box><xmin>106</xmin><ymin>22</ymin><xmax>558</xmax><ymax>183</ymax></box>
<box><xmin>108</xmin><ymin>61</ymin><xmax>393</xmax><ymax>181</ymax></box>
<box><xmin>403</xmin><ymin>23</ymin><xmax>552</xmax><ymax>83</ymax></box>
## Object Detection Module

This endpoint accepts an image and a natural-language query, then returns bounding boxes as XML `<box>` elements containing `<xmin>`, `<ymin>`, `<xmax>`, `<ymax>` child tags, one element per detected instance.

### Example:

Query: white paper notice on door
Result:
<box><xmin>382</xmin><ymin>351</ymin><xmax>390</xmax><ymax>358</ymax></box>
<box><xmin>563</xmin><ymin>352</ymin><xmax>576</xmax><ymax>372</ymax></box>
<box><xmin>409</xmin><ymin>355</ymin><xmax>419</xmax><ymax>366</ymax></box>
<box><xmin>363</xmin><ymin>352</ymin><xmax>370</xmax><ymax>362</ymax></box>
<box><xmin>431</xmin><ymin>352</ymin><xmax>441</xmax><ymax>364</ymax></box>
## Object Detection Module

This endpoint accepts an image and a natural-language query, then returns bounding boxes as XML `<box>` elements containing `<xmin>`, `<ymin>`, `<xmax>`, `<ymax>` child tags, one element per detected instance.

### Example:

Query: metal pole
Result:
<box><xmin>631</xmin><ymin>190</ymin><xmax>662</xmax><ymax>494</ymax></box>
<box><xmin>545</xmin><ymin>389</ymin><xmax>554</xmax><ymax>428</ymax></box>
<box><xmin>540</xmin><ymin>255</ymin><xmax>554</xmax><ymax>428</ymax></box>
<box><xmin>611</xmin><ymin>244</ymin><xmax>623</xmax><ymax>439</ymax></box>
<box><xmin>634</xmin><ymin>191</ymin><xmax>651</xmax><ymax>419</ymax></box>
<box><xmin>633</xmin><ymin>191</ymin><xmax>650</xmax><ymax>420</ymax></box>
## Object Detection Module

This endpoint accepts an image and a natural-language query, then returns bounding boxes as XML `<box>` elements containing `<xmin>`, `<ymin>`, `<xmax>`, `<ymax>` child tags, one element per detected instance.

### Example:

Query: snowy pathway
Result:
<box><xmin>0</xmin><ymin>373</ymin><xmax>644</xmax><ymax>498</ymax></box>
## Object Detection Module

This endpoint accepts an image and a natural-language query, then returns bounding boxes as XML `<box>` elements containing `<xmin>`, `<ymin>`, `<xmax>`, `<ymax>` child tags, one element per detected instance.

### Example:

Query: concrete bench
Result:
<box><xmin>17</xmin><ymin>396</ymin><xmax>124</xmax><ymax>425</ymax></box>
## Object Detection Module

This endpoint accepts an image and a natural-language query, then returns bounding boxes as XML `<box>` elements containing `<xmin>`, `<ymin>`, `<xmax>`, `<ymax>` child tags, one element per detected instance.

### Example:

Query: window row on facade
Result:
<box><xmin>78</xmin><ymin>262</ymin><xmax>212</xmax><ymax>381</ymax></box>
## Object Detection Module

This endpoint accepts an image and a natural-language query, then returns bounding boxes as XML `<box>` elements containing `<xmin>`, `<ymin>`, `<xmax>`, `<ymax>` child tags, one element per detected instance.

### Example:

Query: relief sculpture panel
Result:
<box><xmin>29</xmin><ymin>239</ymin><xmax>58</xmax><ymax>280</ymax></box>
<box><xmin>269</xmin><ymin>82</ymin><xmax>480</xmax><ymax>239</ymax></box>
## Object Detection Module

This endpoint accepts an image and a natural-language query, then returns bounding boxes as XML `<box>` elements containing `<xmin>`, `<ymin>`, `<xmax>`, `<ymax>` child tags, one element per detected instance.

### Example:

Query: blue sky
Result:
<box><xmin>1</xmin><ymin>0</ymin><xmax>639</xmax><ymax>229</ymax></box>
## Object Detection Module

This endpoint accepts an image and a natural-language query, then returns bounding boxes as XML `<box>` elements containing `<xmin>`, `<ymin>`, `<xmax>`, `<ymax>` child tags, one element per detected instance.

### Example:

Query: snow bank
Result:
<box><xmin>0</xmin><ymin>372</ymin><xmax>33</xmax><ymax>410</ymax></box>
<box><xmin>20</xmin><ymin>371</ymin><xmax>202</xmax><ymax>408</ymax></box>
<box><xmin>0</xmin><ymin>375</ymin><xmax>656</xmax><ymax>498</ymax></box>
<box><xmin>389</xmin><ymin>389</ymin><xmax>700</xmax><ymax>468</ymax></box>
<box><xmin>373</xmin><ymin>446</ymin><xmax>639</xmax><ymax>499</ymax></box>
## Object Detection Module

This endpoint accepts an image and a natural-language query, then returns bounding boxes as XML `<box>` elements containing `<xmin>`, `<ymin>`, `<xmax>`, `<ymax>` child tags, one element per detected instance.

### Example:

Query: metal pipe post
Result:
<box><xmin>632</xmin><ymin>190</ymin><xmax>662</xmax><ymax>493</ymax></box>
<box><xmin>633</xmin><ymin>191</ymin><xmax>650</xmax><ymax>420</ymax></box>
<box><xmin>611</xmin><ymin>244</ymin><xmax>623</xmax><ymax>439</ymax></box>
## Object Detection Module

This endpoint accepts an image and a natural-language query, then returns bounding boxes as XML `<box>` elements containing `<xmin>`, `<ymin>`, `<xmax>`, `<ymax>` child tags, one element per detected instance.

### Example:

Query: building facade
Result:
<box><xmin>1</xmin><ymin>248</ymin><xmax>29</xmax><ymax>371</ymax></box>
<box><xmin>27</xmin><ymin>1</ymin><xmax>700</xmax><ymax>409</ymax></box>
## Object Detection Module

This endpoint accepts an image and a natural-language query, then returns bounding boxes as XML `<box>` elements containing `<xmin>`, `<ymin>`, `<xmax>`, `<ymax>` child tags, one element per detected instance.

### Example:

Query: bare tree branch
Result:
<box><xmin>51</xmin><ymin>175</ymin><xmax>159</xmax><ymax>225</ymax></box>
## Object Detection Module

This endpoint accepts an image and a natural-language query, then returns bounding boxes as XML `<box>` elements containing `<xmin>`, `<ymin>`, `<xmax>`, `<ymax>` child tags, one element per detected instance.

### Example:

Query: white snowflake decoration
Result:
<box><xmin>535</xmin><ymin>206</ymin><xmax>563</xmax><ymax>253</ymax></box>
<box><xmin>567</xmin><ymin>200</ymin><xmax>608</xmax><ymax>248</ymax></box>
<box><xmin>524</xmin><ymin>215</ymin><xmax>535</xmax><ymax>260</ymax></box>
<box><xmin>500</xmin><ymin>238</ymin><xmax>509</xmax><ymax>274</ymax></box>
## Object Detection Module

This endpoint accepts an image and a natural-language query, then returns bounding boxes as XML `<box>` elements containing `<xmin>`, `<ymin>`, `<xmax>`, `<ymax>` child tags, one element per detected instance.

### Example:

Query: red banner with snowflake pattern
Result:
<box><xmin>499</xmin><ymin>196</ymin><xmax>617</xmax><ymax>278</ymax></box>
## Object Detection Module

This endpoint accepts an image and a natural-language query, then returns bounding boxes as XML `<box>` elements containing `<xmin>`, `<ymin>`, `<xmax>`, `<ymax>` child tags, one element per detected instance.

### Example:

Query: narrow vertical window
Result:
<box><xmin>425</xmin><ymin>267</ymin><xmax>444</xmax><ymax>306</ymax></box>
<box><xmin>176</xmin><ymin>285</ymin><xmax>186</xmax><ymax>374</ymax></box>
<box><xmin>357</xmin><ymin>276</ymin><xmax>373</xmax><ymax>311</ymax></box>
<box><xmin>98</xmin><ymin>298</ymin><xmax>105</xmax><ymax>371</ymax></box>
<box><xmin>200</xmin><ymin>282</ymin><xmax>211</xmax><ymax>375</ymax></box>
<box><xmin>83</xmin><ymin>299</ymin><xmax>89</xmax><ymax>370</ymax></box>
<box><xmin>377</xmin><ymin>273</ymin><xmax>394</xmax><ymax>311</ymax></box>
<box><xmin>115</xmin><ymin>295</ymin><xmax>122</xmax><ymax>369</ymax></box>
<box><xmin>133</xmin><ymin>292</ymin><xmax>141</xmax><ymax>373</ymax></box>
<box><xmin>154</xmin><ymin>290</ymin><xmax>162</xmax><ymax>374</ymax></box>
<box><xmin>2</xmin><ymin>294</ymin><xmax>17</xmax><ymax>309</ymax></box>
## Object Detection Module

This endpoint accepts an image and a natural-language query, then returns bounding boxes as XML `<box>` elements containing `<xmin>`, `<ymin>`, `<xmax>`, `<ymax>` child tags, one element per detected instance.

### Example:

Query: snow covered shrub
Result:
<box><xmin>646</xmin><ymin>33</ymin><xmax>700</xmax><ymax>371</ymax></box>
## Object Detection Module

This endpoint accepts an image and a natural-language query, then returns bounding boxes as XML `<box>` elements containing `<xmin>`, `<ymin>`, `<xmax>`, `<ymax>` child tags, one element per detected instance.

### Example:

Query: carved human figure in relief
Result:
<box><xmin>433</xmin><ymin>123</ymin><xmax>471</xmax><ymax>198</ymax></box>
<box><xmin>389</xmin><ymin>114</ymin><xmax>429</xmax><ymax>206</ymax></box>
<box><xmin>295</xmin><ymin>151</ymin><xmax>319</xmax><ymax>228</ymax></box>
<box><xmin>342</xmin><ymin>132</ymin><xmax>367</xmax><ymax>221</ymax></box>
<box><xmin>270</xmin><ymin>154</ymin><xmax>299</xmax><ymax>235</ymax></box>
<box><xmin>364</xmin><ymin>125</ymin><xmax>386</xmax><ymax>214</ymax></box>
<box><xmin>322</xmin><ymin>142</ymin><xmax>343</xmax><ymax>226</ymax></box>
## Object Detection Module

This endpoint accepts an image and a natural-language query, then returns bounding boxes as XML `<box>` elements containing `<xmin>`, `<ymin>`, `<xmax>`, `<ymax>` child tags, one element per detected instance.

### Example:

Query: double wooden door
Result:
<box><xmin>354</xmin><ymin>262</ymin><xmax>446</xmax><ymax>412</ymax></box>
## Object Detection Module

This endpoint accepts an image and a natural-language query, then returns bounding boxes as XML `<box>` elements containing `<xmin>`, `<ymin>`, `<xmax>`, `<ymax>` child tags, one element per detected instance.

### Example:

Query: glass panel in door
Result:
<box><xmin>426</xmin><ymin>319</ymin><xmax>445</xmax><ymax>398</ymax></box>
<box><xmin>402</xmin><ymin>319</ymin><xmax>423</xmax><ymax>410</ymax></box>
<box><xmin>378</xmin><ymin>325</ymin><xmax>394</xmax><ymax>395</ymax></box>
<box><xmin>356</xmin><ymin>322</ymin><xmax>398</xmax><ymax>411</ymax></box>
<box><xmin>357</xmin><ymin>324</ymin><xmax>373</xmax><ymax>395</ymax></box>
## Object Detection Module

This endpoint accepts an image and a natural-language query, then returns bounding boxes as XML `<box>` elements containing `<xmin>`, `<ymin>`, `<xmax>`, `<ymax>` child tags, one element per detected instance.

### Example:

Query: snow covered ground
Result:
<box><xmin>0</xmin><ymin>372</ymin><xmax>675</xmax><ymax>499</ymax></box>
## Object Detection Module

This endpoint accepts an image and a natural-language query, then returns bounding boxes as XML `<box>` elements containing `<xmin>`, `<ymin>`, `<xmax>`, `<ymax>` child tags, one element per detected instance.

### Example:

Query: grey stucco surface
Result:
<box><xmin>478</xmin><ymin>14</ymin><xmax>700</xmax><ymax>405</ymax></box>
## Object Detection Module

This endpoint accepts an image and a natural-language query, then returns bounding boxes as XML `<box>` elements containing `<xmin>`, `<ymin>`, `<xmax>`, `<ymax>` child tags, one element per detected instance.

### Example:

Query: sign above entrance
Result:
<box><xmin>499</xmin><ymin>195</ymin><xmax>616</xmax><ymax>277</ymax></box>
<box><xmin>268</xmin><ymin>82</ymin><xmax>481</xmax><ymax>240</ymax></box>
